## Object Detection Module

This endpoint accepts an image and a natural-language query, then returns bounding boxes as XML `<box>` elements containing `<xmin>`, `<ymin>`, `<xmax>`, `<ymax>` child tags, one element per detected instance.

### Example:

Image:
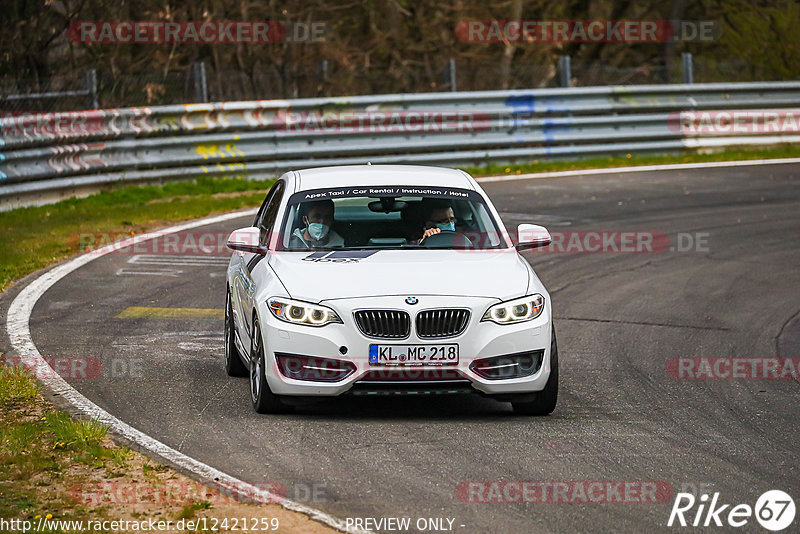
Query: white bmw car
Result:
<box><xmin>225</xmin><ymin>165</ymin><xmax>558</xmax><ymax>415</ymax></box>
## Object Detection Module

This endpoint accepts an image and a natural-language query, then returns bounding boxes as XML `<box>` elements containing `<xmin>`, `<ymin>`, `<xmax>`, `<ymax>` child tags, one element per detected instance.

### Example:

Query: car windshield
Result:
<box><xmin>279</xmin><ymin>186</ymin><xmax>504</xmax><ymax>250</ymax></box>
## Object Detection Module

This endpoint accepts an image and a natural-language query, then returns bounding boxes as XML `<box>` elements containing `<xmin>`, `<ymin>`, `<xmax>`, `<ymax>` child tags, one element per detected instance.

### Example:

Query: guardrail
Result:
<box><xmin>2</xmin><ymin>81</ymin><xmax>799</xmax><ymax>210</ymax></box>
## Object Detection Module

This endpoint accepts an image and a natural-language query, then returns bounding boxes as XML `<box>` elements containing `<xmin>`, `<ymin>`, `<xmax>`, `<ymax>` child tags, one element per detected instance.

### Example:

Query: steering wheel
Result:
<box><xmin>420</xmin><ymin>231</ymin><xmax>474</xmax><ymax>248</ymax></box>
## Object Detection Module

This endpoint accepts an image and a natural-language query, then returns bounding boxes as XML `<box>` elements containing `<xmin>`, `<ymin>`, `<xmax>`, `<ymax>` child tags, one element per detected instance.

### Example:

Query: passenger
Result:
<box><xmin>289</xmin><ymin>199</ymin><xmax>345</xmax><ymax>248</ymax></box>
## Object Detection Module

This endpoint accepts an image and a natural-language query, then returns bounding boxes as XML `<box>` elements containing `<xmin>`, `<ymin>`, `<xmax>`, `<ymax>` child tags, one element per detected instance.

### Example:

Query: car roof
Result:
<box><xmin>291</xmin><ymin>165</ymin><xmax>475</xmax><ymax>193</ymax></box>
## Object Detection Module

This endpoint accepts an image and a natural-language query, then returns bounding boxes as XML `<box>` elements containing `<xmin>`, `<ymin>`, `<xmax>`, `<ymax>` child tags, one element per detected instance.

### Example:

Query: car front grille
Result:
<box><xmin>348</xmin><ymin>381</ymin><xmax>474</xmax><ymax>396</ymax></box>
<box><xmin>360</xmin><ymin>368</ymin><xmax>463</xmax><ymax>381</ymax></box>
<box><xmin>415</xmin><ymin>309</ymin><xmax>470</xmax><ymax>339</ymax></box>
<box><xmin>354</xmin><ymin>310</ymin><xmax>411</xmax><ymax>339</ymax></box>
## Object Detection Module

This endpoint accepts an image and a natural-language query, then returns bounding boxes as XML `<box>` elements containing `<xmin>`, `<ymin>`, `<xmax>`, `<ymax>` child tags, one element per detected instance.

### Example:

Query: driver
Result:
<box><xmin>419</xmin><ymin>200</ymin><xmax>457</xmax><ymax>243</ymax></box>
<box><xmin>290</xmin><ymin>199</ymin><xmax>345</xmax><ymax>248</ymax></box>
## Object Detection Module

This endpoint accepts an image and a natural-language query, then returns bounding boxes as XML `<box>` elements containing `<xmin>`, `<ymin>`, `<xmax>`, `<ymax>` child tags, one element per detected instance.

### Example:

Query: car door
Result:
<box><xmin>231</xmin><ymin>198</ymin><xmax>264</xmax><ymax>349</ymax></box>
<box><xmin>234</xmin><ymin>180</ymin><xmax>286</xmax><ymax>350</ymax></box>
<box><xmin>231</xmin><ymin>194</ymin><xmax>267</xmax><ymax>348</ymax></box>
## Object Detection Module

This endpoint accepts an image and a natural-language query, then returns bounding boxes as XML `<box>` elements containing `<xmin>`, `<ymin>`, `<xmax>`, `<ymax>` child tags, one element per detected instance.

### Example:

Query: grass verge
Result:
<box><xmin>0</xmin><ymin>366</ymin><xmax>335</xmax><ymax>533</ymax></box>
<box><xmin>0</xmin><ymin>177</ymin><xmax>272</xmax><ymax>292</ymax></box>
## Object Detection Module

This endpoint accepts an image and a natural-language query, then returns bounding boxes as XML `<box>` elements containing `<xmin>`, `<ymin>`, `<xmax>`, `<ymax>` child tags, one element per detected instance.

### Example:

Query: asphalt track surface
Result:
<box><xmin>9</xmin><ymin>164</ymin><xmax>800</xmax><ymax>533</ymax></box>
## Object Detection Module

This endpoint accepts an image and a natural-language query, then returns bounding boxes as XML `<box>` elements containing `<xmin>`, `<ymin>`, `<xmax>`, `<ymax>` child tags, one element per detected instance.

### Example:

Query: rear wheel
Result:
<box><xmin>249</xmin><ymin>318</ymin><xmax>291</xmax><ymax>414</ymax></box>
<box><xmin>224</xmin><ymin>290</ymin><xmax>248</xmax><ymax>377</ymax></box>
<box><xmin>512</xmin><ymin>326</ymin><xmax>559</xmax><ymax>416</ymax></box>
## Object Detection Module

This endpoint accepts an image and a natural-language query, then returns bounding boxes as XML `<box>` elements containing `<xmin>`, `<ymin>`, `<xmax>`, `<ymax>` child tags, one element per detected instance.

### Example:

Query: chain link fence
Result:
<box><xmin>691</xmin><ymin>58</ymin><xmax>794</xmax><ymax>84</ymax></box>
<box><xmin>0</xmin><ymin>55</ymin><xmax>795</xmax><ymax>112</ymax></box>
<box><xmin>0</xmin><ymin>72</ymin><xmax>97</xmax><ymax>113</ymax></box>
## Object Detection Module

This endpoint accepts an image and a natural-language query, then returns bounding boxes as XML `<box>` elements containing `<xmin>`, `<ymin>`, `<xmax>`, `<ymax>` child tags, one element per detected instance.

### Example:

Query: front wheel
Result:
<box><xmin>512</xmin><ymin>326</ymin><xmax>559</xmax><ymax>416</ymax></box>
<box><xmin>249</xmin><ymin>318</ymin><xmax>291</xmax><ymax>414</ymax></box>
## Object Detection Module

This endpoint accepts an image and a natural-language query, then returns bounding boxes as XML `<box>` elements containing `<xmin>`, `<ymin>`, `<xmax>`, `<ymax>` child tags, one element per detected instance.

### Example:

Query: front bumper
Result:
<box><xmin>257</xmin><ymin>295</ymin><xmax>552</xmax><ymax>397</ymax></box>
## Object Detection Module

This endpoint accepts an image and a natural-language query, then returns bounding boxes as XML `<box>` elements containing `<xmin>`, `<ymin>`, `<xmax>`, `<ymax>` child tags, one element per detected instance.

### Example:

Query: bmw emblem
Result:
<box><xmin>405</xmin><ymin>297</ymin><xmax>418</xmax><ymax>305</ymax></box>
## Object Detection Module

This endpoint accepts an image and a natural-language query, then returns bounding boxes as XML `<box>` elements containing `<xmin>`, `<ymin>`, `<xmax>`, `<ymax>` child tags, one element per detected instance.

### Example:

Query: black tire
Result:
<box><xmin>224</xmin><ymin>290</ymin><xmax>248</xmax><ymax>377</ymax></box>
<box><xmin>249</xmin><ymin>318</ymin><xmax>291</xmax><ymax>414</ymax></box>
<box><xmin>512</xmin><ymin>326</ymin><xmax>559</xmax><ymax>416</ymax></box>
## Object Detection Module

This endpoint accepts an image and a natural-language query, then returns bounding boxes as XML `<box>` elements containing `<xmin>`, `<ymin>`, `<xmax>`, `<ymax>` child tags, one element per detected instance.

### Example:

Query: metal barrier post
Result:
<box><xmin>448</xmin><ymin>58</ymin><xmax>457</xmax><ymax>92</ymax></box>
<box><xmin>85</xmin><ymin>69</ymin><xmax>98</xmax><ymax>109</ymax></box>
<box><xmin>559</xmin><ymin>55</ymin><xmax>572</xmax><ymax>87</ymax></box>
<box><xmin>192</xmin><ymin>61</ymin><xmax>208</xmax><ymax>103</ymax></box>
<box><xmin>318</xmin><ymin>60</ymin><xmax>330</xmax><ymax>97</ymax></box>
<box><xmin>320</xmin><ymin>60</ymin><xmax>329</xmax><ymax>82</ymax></box>
<box><xmin>682</xmin><ymin>53</ymin><xmax>693</xmax><ymax>84</ymax></box>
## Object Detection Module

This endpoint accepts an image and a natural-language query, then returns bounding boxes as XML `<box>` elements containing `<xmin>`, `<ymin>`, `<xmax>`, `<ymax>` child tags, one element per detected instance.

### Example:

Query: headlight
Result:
<box><xmin>482</xmin><ymin>294</ymin><xmax>545</xmax><ymax>324</ymax></box>
<box><xmin>267</xmin><ymin>297</ymin><xmax>342</xmax><ymax>327</ymax></box>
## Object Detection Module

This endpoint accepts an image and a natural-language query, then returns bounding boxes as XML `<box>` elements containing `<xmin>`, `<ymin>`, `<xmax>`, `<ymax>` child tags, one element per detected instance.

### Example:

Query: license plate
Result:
<box><xmin>369</xmin><ymin>344</ymin><xmax>459</xmax><ymax>366</ymax></box>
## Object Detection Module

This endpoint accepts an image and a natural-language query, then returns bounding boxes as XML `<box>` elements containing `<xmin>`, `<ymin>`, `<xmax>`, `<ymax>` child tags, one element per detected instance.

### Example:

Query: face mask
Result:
<box><xmin>307</xmin><ymin>222</ymin><xmax>330</xmax><ymax>241</ymax></box>
<box><xmin>436</xmin><ymin>221</ymin><xmax>455</xmax><ymax>232</ymax></box>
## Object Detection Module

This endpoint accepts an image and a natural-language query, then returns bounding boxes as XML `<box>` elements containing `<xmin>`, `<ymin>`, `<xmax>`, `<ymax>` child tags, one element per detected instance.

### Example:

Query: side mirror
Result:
<box><xmin>226</xmin><ymin>227</ymin><xmax>267</xmax><ymax>255</ymax></box>
<box><xmin>516</xmin><ymin>224</ymin><xmax>551</xmax><ymax>251</ymax></box>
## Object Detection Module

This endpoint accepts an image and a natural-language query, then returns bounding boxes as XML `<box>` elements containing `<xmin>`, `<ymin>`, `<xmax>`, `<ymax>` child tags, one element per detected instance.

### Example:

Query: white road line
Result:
<box><xmin>475</xmin><ymin>156</ymin><xmax>800</xmax><ymax>183</ymax></box>
<box><xmin>5</xmin><ymin>207</ymin><xmax>369</xmax><ymax>534</ymax></box>
<box><xmin>128</xmin><ymin>254</ymin><xmax>230</xmax><ymax>266</ymax></box>
<box><xmin>115</xmin><ymin>268</ymin><xmax>184</xmax><ymax>277</ymax></box>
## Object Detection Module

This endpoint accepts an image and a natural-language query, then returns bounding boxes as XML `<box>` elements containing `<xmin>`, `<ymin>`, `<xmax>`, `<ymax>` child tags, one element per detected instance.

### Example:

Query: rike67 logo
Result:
<box><xmin>668</xmin><ymin>490</ymin><xmax>795</xmax><ymax>531</ymax></box>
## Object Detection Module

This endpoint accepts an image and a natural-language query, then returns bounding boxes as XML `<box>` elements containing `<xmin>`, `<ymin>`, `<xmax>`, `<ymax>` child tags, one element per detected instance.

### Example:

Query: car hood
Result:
<box><xmin>269</xmin><ymin>249</ymin><xmax>531</xmax><ymax>302</ymax></box>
